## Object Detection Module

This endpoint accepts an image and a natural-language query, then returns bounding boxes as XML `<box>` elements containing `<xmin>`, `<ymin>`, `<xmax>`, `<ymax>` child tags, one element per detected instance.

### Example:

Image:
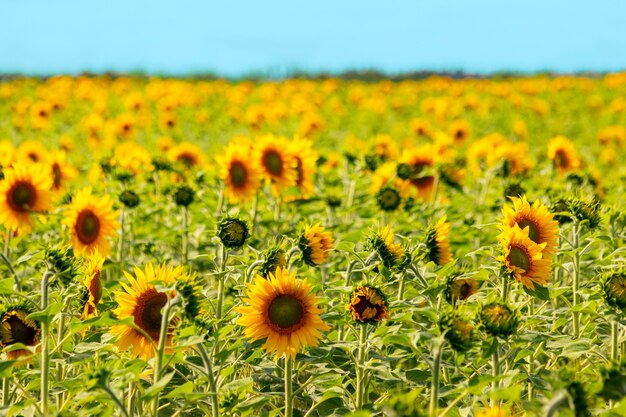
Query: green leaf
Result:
<box><xmin>141</xmin><ymin>372</ymin><xmax>174</xmax><ymax>401</ymax></box>
<box><xmin>162</xmin><ymin>381</ymin><xmax>193</xmax><ymax>399</ymax></box>
<box><xmin>0</xmin><ymin>278</ymin><xmax>15</xmax><ymax>295</ymax></box>
<box><xmin>523</xmin><ymin>284</ymin><xmax>550</xmax><ymax>300</ymax></box>
<box><xmin>26</xmin><ymin>302</ymin><xmax>63</xmax><ymax>325</ymax></box>
<box><xmin>0</xmin><ymin>360</ymin><xmax>16</xmax><ymax>378</ymax></box>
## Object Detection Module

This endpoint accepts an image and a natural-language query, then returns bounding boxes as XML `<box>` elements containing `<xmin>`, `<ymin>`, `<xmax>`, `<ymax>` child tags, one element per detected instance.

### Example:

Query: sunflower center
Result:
<box><xmin>509</xmin><ymin>246</ymin><xmax>531</xmax><ymax>271</ymax></box>
<box><xmin>76</xmin><ymin>210</ymin><xmax>101</xmax><ymax>244</ymax></box>
<box><xmin>263</xmin><ymin>150</ymin><xmax>283</xmax><ymax>176</ymax></box>
<box><xmin>518</xmin><ymin>219</ymin><xmax>540</xmax><ymax>243</ymax></box>
<box><xmin>268</xmin><ymin>295</ymin><xmax>304</xmax><ymax>329</ymax></box>
<box><xmin>459</xmin><ymin>282</ymin><xmax>473</xmax><ymax>300</ymax></box>
<box><xmin>295</xmin><ymin>158</ymin><xmax>304</xmax><ymax>185</ymax></box>
<box><xmin>8</xmin><ymin>181</ymin><xmax>36</xmax><ymax>212</ymax></box>
<box><xmin>178</xmin><ymin>153</ymin><xmax>196</xmax><ymax>167</ymax></box>
<box><xmin>52</xmin><ymin>163</ymin><xmax>62</xmax><ymax>189</ymax></box>
<box><xmin>4</xmin><ymin>315</ymin><xmax>37</xmax><ymax>346</ymax></box>
<box><xmin>555</xmin><ymin>150</ymin><xmax>568</xmax><ymax>167</ymax></box>
<box><xmin>90</xmin><ymin>270</ymin><xmax>103</xmax><ymax>305</ymax></box>
<box><xmin>135</xmin><ymin>291</ymin><xmax>168</xmax><ymax>338</ymax></box>
<box><xmin>230</xmin><ymin>162</ymin><xmax>247</xmax><ymax>187</ymax></box>
<box><xmin>352</xmin><ymin>295</ymin><xmax>382</xmax><ymax>320</ymax></box>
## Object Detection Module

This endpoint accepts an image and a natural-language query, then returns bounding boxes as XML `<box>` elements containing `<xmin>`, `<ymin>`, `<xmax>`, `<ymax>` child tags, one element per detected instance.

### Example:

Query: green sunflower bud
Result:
<box><xmin>119</xmin><ymin>189</ymin><xmax>140</xmax><ymax>208</ymax></box>
<box><xmin>174</xmin><ymin>185</ymin><xmax>195</xmax><ymax>207</ymax></box>
<box><xmin>479</xmin><ymin>302</ymin><xmax>519</xmax><ymax>339</ymax></box>
<box><xmin>217</xmin><ymin>217</ymin><xmax>249</xmax><ymax>248</ymax></box>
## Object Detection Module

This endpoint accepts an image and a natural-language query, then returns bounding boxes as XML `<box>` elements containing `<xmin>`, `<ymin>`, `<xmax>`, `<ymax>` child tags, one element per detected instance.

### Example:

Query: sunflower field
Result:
<box><xmin>0</xmin><ymin>73</ymin><xmax>625</xmax><ymax>417</ymax></box>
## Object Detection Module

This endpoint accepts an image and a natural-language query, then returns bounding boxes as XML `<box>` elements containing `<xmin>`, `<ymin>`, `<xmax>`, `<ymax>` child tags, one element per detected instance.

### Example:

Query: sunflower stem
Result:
<box><xmin>3</xmin><ymin>230</ymin><xmax>10</xmax><ymax>258</ymax></box>
<box><xmin>40</xmin><ymin>270</ymin><xmax>52</xmax><ymax>416</ymax></box>
<box><xmin>55</xmin><ymin>312</ymin><xmax>66</xmax><ymax>409</ymax></box>
<box><xmin>491</xmin><ymin>339</ymin><xmax>500</xmax><ymax>407</ymax></box>
<box><xmin>274</xmin><ymin>196</ymin><xmax>282</xmax><ymax>221</ymax></box>
<box><xmin>152</xmin><ymin>295</ymin><xmax>178</xmax><ymax>417</ymax></box>
<box><xmin>2</xmin><ymin>378</ymin><xmax>9</xmax><ymax>406</ymax></box>
<box><xmin>284</xmin><ymin>357</ymin><xmax>294</xmax><ymax>417</ymax></box>
<box><xmin>611</xmin><ymin>321</ymin><xmax>620</xmax><ymax>363</ymax></box>
<box><xmin>216</xmin><ymin>183</ymin><xmax>225</xmax><ymax>214</ymax></box>
<box><xmin>118</xmin><ymin>206</ymin><xmax>126</xmax><ymax>271</ymax></box>
<box><xmin>250</xmin><ymin>191</ymin><xmax>259</xmax><ymax>235</ymax></box>
<box><xmin>197</xmin><ymin>343</ymin><xmax>220</xmax><ymax>417</ymax></box>
<box><xmin>355</xmin><ymin>324</ymin><xmax>368</xmax><ymax>409</ymax></box>
<box><xmin>528</xmin><ymin>297</ymin><xmax>535</xmax><ymax>400</ymax></box>
<box><xmin>337</xmin><ymin>261</ymin><xmax>356</xmax><ymax>341</ymax></box>
<box><xmin>103</xmin><ymin>385</ymin><xmax>131</xmax><ymax>417</ymax></box>
<box><xmin>572</xmin><ymin>220</ymin><xmax>581</xmax><ymax>339</ymax></box>
<box><xmin>216</xmin><ymin>244</ymin><xmax>227</xmax><ymax>320</ymax></box>
<box><xmin>429</xmin><ymin>336</ymin><xmax>444</xmax><ymax>417</ymax></box>
<box><xmin>0</xmin><ymin>252</ymin><xmax>20</xmax><ymax>292</ymax></box>
<box><xmin>397</xmin><ymin>274</ymin><xmax>406</xmax><ymax>301</ymax></box>
<box><xmin>127</xmin><ymin>381</ymin><xmax>134</xmax><ymax>417</ymax></box>
<box><xmin>501</xmin><ymin>270</ymin><xmax>510</xmax><ymax>303</ymax></box>
<box><xmin>181</xmin><ymin>206</ymin><xmax>189</xmax><ymax>265</ymax></box>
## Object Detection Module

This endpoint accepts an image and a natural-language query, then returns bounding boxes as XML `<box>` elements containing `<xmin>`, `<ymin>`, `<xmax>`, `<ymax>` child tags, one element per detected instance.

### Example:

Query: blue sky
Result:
<box><xmin>1</xmin><ymin>0</ymin><xmax>625</xmax><ymax>76</ymax></box>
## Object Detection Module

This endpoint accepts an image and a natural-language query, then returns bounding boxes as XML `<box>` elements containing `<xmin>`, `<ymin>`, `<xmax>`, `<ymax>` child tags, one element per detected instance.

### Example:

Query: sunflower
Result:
<box><xmin>368</xmin><ymin>225</ymin><xmax>405</xmax><ymax>269</ymax></box>
<box><xmin>235</xmin><ymin>267</ymin><xmax>329</xmax><ymax>360</ymax></box>
<box><xmin>254</xmin><ymin>135</ymin><xmax>297</xmax><ymax>192</ymax></box>
<box><xmin>479</xmin><ymin>302</ymin><xmax>519</xmax><ymax>338</ymax></box>
<box><xmin>216</xmin><ymin>142</ymin><xmax>262</xmax><ymax>203</ymax></box>
<box><xmin>63</xmin><ymin>187</ymin><xmax>120</xmax><ymax>256</ymax></box>
<box><xmin>168</xmin><ymin>142</ymin><xmax>207</xmax><ymax>170</ymax></box>
<box><xmin>47</xmin><ymin>150</ymin><xmax>78</xmax><ymax>192</ymax></box>
<box><xmin>298</xmin><ymin>223</ymin><xmax>334</xmax><ymax>266</ymax></box>
<box><xmin>400</xmin><ymin>145</ymin><xmax>436</xmax><ymax>201</ymax></box>
<box><xmin>445</xmin><ymin>277</ymin><xmax>478</xmax><ymax>304</ymax></box>
<box><xmin>0</xmin><ymin>161</ymin><xmax>53</xmax><ymax>234</ymax></box>
<box><xmin>547</xmin><ymin>136</ymin><xmax>581</xmax><ymax>175</ymax></box>
<box><xmin>80</xmin><ymin>250</ymin><xmax>105</xmax><ymax>320</ymax></box>
<box><xmin>425</xmin><ymin>215</ymin><xmax>452</xmax><ymax>265</ymax></box>
<box><xmin>0</xmin><ymin>305</ymin><xmax>40</xmax><ymax>360</ymax></box>
<box><xmin>500</xmin><ymin>195</ymin><xmax>559</xmax><ymax>256</ymax></box>
<box><xmin>110</xmin><ymin>264</ymin><xmax>186</xmax><ymax>359</ymax></box>
<box><xmin>16</xmin><ymin>139</ymin><xmax>47</xmax><ymax>163</ymax></box>
<box><xmin>448</xmin><ymin>120</ymin><xmax>471</xmax><ymax>143</ymax></box>
<box><xmin>475</xmin><ymin>407</ymin><xmax>510</xmax><ymax>417</ymax></box>
<box><xmin>498</xmin><ymin>224</ymin><xmax>551</xmax><ymax>290</ymax></box>
<box><xmin>288</xmin><ymin>137</ymin><xmax>318</xmax><ymax>198</ymax></box>
<box><xmin>346</xmin><ymin>285</ymin><xmax>390</xmax><ymax>323</ymax></box>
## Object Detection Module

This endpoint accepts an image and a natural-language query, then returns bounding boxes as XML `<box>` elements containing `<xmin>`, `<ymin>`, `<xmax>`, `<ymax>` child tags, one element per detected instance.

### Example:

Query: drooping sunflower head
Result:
<box><xmin>110</xmin><ymin>263</ymin><xmax>187</xmax><ymax>360</ymax></box>
<box><xmin>216</xmin><ymin>142</ymin><xmax>262</xmax><ymax>203</ymax></box>
<box><xmin>62</xmin><ymin>186</ymin><xmax>120</xmax><ymax>257</ymax></box>
<box><xmin>0</xmin><ymin>161</ymin><xmax>53</xmax><ymax>234</ymax></box>
<box><xmin>547</xmin><ymin>135</ymin><xmax>581</xmax><ymax>175</ymax></box>
<box><xmin>217</xmin><ymin>216</ymin><xmax>250</xmax><ymax>249</ymax></box>
<box><xmin>259</xmin><ymin>244</ymin><xmax>287</xmax><ymax>279</ymax></box>
<box><xmin>297</xmin><ymin>223</ymin><xmax>334</xmax><ymax>266</ymax></box>
<box><xmin>603</xmin><ymin>270</ymin><xmax>626</xmax><ymax>312</ymax></box>
<box><xmin>479</xmin><ymin>302</ymin><xmax>519</xmax><ymax>339</ymax></box>
<box><xmin>424</xmin><ymin>215</ymin><xmax>452</xmax><ymax>266</ymax></box>
<box><xmin>254</xmin><ymin>135</ymin><xmax>297</xmax><ymax>192</ymax></box>
<box><xmin>368</xmin><ymin>225</ymin><xmax>406</xmax><ymax>270</ymax></box>
<box><xmin>497</xmin><ymin>224</ymin><xmax>551</xmax><ymax>290</ymax></box>
<box><xmin>439</xmin><ymin>312</ymin><xmax>474</xmax><ymax>353</ymax></box>
<box><xmin>80</xmin><ymin>250</ymin><xmax>106</xmax><ymax>320</ymax></box>
<box><xmin>0</xmin><ymin>304</ymin><xmax>40</xmax><ymax>360</ymax></box>
<box><xmin>346</xmin><ymin>285</ymin><xmax>390</xmax><ymax>324</ymax></box>
<box><xmin>445</xmin><ymin>275</ymin><xmax>479</xmax><ymax>305</ymax></box>
<box><xmin>500</xmin><ymin>195</ymin><xmax>559</xmax><ymax>256</ymax></box>
<box><xmin>235</xmin><ymin>267</ymin><xmax>329</xmax><ymax>360</ymax></box>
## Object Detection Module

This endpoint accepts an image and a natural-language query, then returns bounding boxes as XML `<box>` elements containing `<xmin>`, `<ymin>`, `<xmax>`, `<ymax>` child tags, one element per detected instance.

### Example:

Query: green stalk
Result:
<box><xmin>528</xmin><ymin>298</ymin><xmax>535</xmax><ymax>400</ymax></box>
<box><xmin>501</xmin><ymin>272</ymin><xmax>510</xmax><ymax>303</ymax></box>
<box><xmin>355</xmin><ymin>325</ymin><xmax>368</xmax><ymax>409</ymax></box>
<box><xmin>197</xmin><ymin>344</ymin><xmax>220</xmax><ymax>417</ymax></box>
<box><xmin>127</xmin><ymin>381</ymin><xmax>134</xmax><ymax>417</ymax></box>
<box><xmin>181</xmin><ymin>206</ymin><xmax>189</xmax><ymax>265</ymax></box>
<box><xmin>611</xmin><ymin>321</ymin><xmax>620</xmax><ymax>363</ymax></box>
<box><xmin>572</xmin><ymin>221</ymin><xmax>581</xmax><ymax>339</ymax></box>
<box><xmin>152</xmin><ymin>296</ymin><xmax>178</xmax><ymax>417</ymax></box>
<box><xmin>429</xmin><ymin>337</ymin><xmax>444</xmax><ymax>417</ymax></box>
<box><xmin>118</xmin><ymin>206</ymin><xmax>126</xmax><ymax>272</ymax></box>
<box><xmin>55</xmin><ymin>313</ymin><xmax>66</xmax><ymax>409</ymax></box>
<box><xmin>491</xmin><ymin>340</ymin><xmax>500</xmax><ymax>407</ymax></box>
<box><xmin>103</xmin><ymin>385</ymin><xmax>131</xmax><ymax>417</ymax></box>
<box><xmin>216</xmin><ymin>244</ymin><xmax>227</xmax><ymax>320</ymax></box>
<box><xmin>397</xmin><ymin>274</ymin><xmax>406</xmax><ymax>301</ymax></box>
<box><xmin>284</xmin><ymin>357</ymin><xmax>294</xmax><ymax>417</ymax></box>
<box><xmin>250</xmin><ymin>191</ymin><xmax>259</xmax><ymax>235</ymax></box>
<box><xmin>337</xmin><ymin>261</ymin><xmax>355</xmax><ymax>341</ymax></box>
<box><xmin>216</xmin><ymin>184</ymin><xmax>225</xmax><ymax>214</ymax></box>
<box><xmin>2</xmin><ymin>378</ymin><xmax>9</xmax><ymax>406</ymax></box>
<box><xmin>40</xmin><ymin>271</ymin><xmax>52</xmax><ymax>416</ymax></box>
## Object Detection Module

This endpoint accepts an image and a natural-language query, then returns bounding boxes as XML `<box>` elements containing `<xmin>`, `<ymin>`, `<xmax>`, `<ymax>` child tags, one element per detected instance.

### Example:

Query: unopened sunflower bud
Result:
<box><xmin>479</xmin><ymin>302</ymin><xmax>519</xmax><ymax>339</ymax></box>
<box><xmin>439</xmin><ymin>313</ymin><xmax>474</xmax><ymax>352</ymax></box>
<box><xmin>174</xmin><ymin>185</ymin><xmax>195</xmax><ymax>207</ymax></box>
<box><xmin>218</xmin><ymin>217</ymin><xmax>249</xmax><ymax>248</ymax></box>
<box><xmin>119</xmin><ymin>190</ymin><xmax>140</xmax><ymax>208</ymax></box>
<box><xmin>377</xmin><ymin>186</ymin><xmax>402</xmax><ymax>212</ymax></box>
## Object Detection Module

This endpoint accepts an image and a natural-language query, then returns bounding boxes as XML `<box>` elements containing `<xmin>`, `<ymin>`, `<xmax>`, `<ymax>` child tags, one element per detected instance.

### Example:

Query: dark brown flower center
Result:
<box><xmin>351</xmin><ymin>295</ymin><xmax>382</xmax><ymax>319</ymax></box>
<box><xmin>3</xmin><ymin>315</ymin><xmax>37</xmax><ymax>346</ymax></box>
<box><xmin>263</xmin><ymin>150</ymin><xmax>283</xmax><ymax>176</ymax></box>
<box><xmin>76</xmin><ymin>210</ymin><xmax>100</xmax><ymax>244</ymax></box>
<box><xmin>268</xmin><ymin>294</ymin><xmax>304</xmax><ymax>330</ymax></box>
<box><xmin>178</xmin><ymin>153</ymin><xmax>196</xmax><ymax>167</ymax></box>
<box><xmin>8</xmin><ymin>181</ymin><xmax>36</xmax><ymax>213</ymax></box>
<box><xmin>52</xmin><ymin>163</ymin><xmax>62</xmax><ymax>189</ymax></box>
<box><xmin>509</xmin><ymin>246</ymin><xmax>531</xmax><ymax>271</ymax></box>
<box><xmin>90</xmin><ymin>270</ymin><xmax>103</xmax><ymax>306</ymax></box>
<box><xmin>135</xmin><ymin>290</ymin><xmax>167</xmax><ymax>339</ymax></box>
<box><xmin>230</xmin><ymin>161</ymin><xmax>247</xmax><ymax>187</ymax></box>
<box><xmin>555</xmin><ymin>150</ymin><xmax>569</xmax><ymax>167</ymax></box>
<box><xmin>518</xmin><ymin>219</ymin><xmax>540</xmax><ymax>243</ymax></box>
<box><xmin>295</xmin><ymin>158</ymin><xmax>304</xmax><ymax>186</ymax></box>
